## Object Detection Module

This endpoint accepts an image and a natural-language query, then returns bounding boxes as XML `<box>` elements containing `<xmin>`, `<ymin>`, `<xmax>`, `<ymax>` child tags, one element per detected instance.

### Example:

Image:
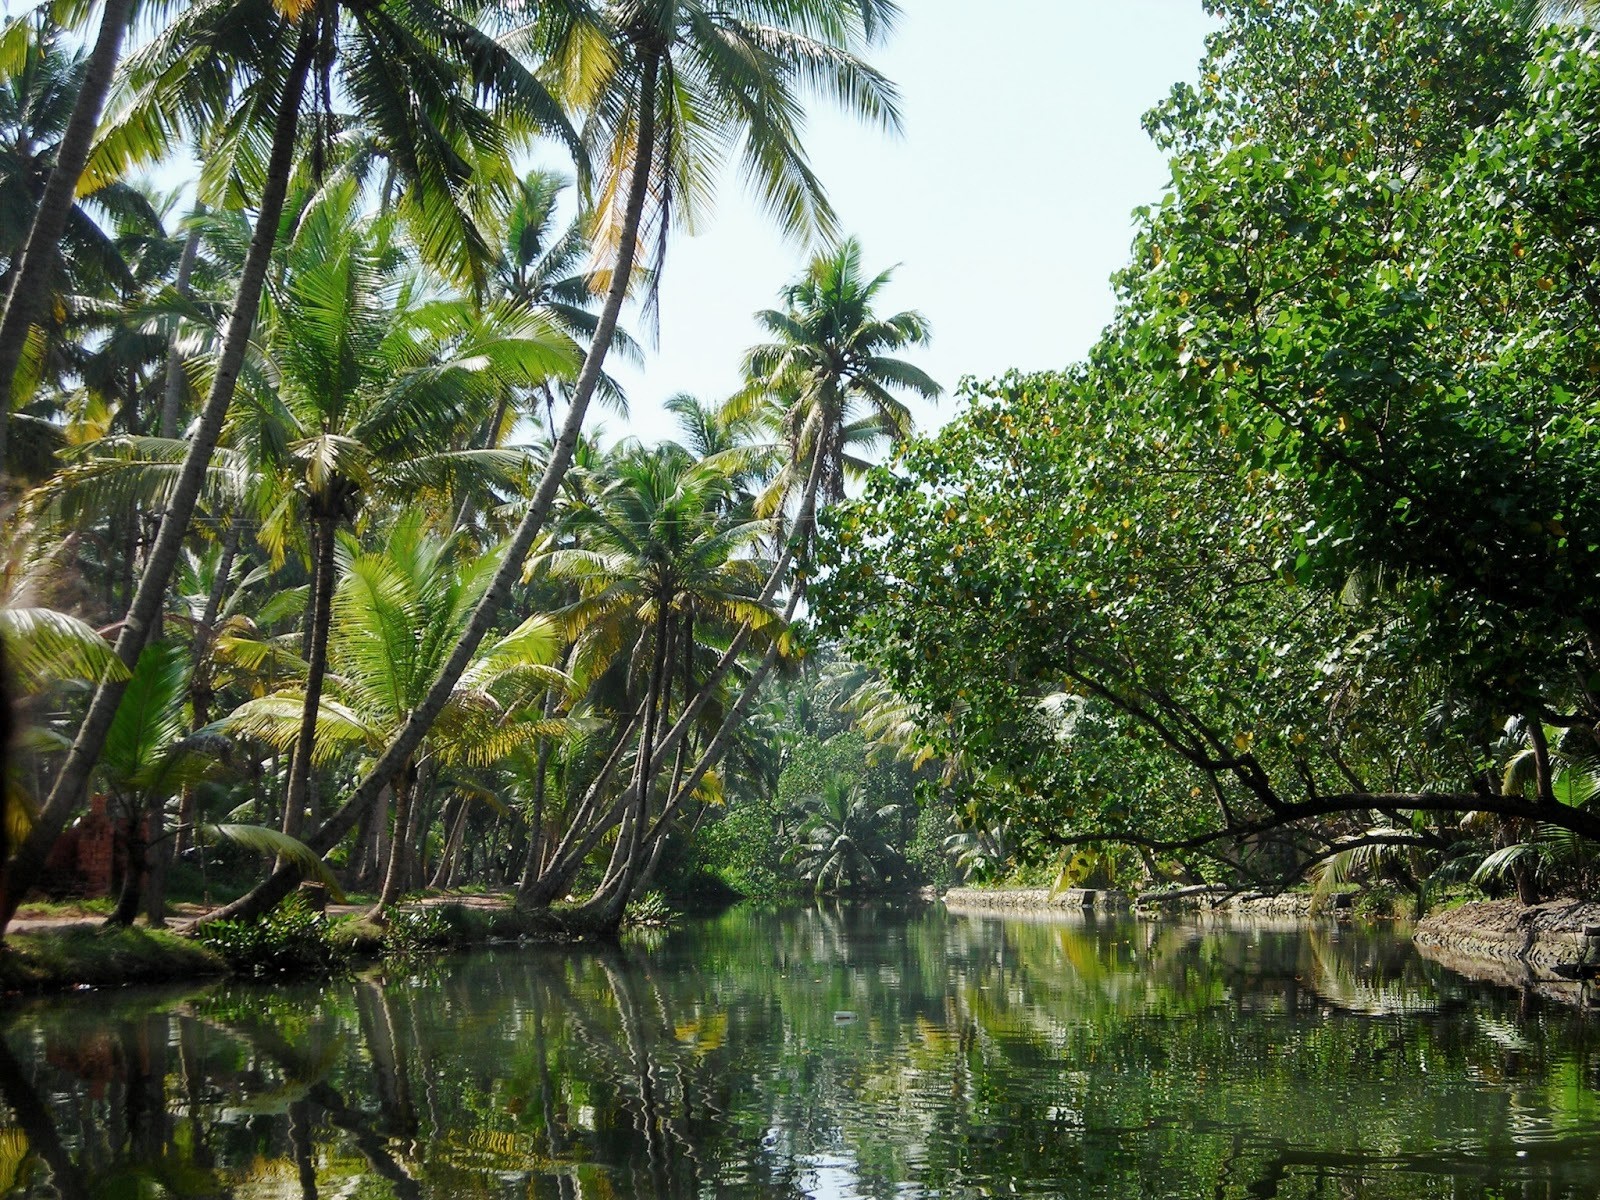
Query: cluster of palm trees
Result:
<box><xmin>0</xmin><ymin>0</ymin><xmax>939</xmax><ymax>934</ymax></box>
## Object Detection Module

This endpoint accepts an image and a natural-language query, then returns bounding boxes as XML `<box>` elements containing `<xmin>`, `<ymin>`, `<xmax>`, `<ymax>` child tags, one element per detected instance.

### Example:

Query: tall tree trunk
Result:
<box><xmin>514</xmin><ymin>688</ymin><xmax>560</xmax><ymax>886</ymax></box>
<box><xmin>159</xmin><ymin>219</ymin><xmax>203</xmax><ymax>439</ymax></box>
<box><xmin>428</xmin><ymin>795</ymin><xmax>464</xmax><ymax>889</ymax></box>
<box><xmin>518</xmin><ymin>708</ymin><xmax>643</xmax><ymax>904</ymax></box>
<box><xmin>106</xmin><ymin>796</ymin><xmax>149</xmax><ymax>927</ymax></box>
<box><xmin>283</xmin><ymin>512</ymin><xmax>337</xmax><ymax>842</ymax></box>
<box><xmin>0</xmin><ymin>0</ymin><xmax>135</xmax><ymax>464</ymax></box>
<box><xmin>371</xmin><ymin>767</ymin><xmax>415</xmax><ymax>915</ymax></box>
<box><xmin>0</xmin><ymin>25</ymin><xmax>318</xmax><ymax>932</ymax></box>
<box><xmin>589</xmin><ymin>611</ymin><xmax>671</xmax><ymax>924</ymax></box>
<box><xmin>209</xmin><ymin>51</ymin><xmax>664</xmax><ymax>926</ymax></box>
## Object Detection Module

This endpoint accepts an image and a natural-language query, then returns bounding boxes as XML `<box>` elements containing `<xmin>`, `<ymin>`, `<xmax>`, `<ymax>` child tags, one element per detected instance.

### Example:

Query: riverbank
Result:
<box><xmin>941</xmin><ymin>885</ymin><xmax>1319</xmax><ymax>918</ymax></box>
<box><xmin>1415</xmin><ymin>899</ymin><xmax>1600</xmax><ymax>977</ymax></box>
<box><xmin>0</xmin><ymin>895</ymin><xmax>611</xmax><ymax>996</ymax></box>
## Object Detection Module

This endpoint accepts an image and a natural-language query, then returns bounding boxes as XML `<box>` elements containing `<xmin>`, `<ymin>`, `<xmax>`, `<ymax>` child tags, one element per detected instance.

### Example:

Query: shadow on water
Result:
<box><xmin>2</xmin><ymin>904</ymin><xmax>1599</xmax><ymax>1198</ymax></box>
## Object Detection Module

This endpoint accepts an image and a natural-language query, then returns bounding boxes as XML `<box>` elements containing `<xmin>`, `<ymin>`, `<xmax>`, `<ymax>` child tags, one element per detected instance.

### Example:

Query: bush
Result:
<box><xmin>381</xmin><ymin>906</ymin><xmax>452</xmax><ymax>955</ymax></box>
<box><xmin>197</xmin><ymin>895</ymin><xmax>347</xmax><ymax>976</ymax></box>
<box><xmin>622</xmin><ymin>891</ymin><xmax>674</xmax><ymax>929</ymax></box>
<box><xmin>0</xmin><ymin>927</ymin><xmax>225</xmax><ymax>993</ymax></box>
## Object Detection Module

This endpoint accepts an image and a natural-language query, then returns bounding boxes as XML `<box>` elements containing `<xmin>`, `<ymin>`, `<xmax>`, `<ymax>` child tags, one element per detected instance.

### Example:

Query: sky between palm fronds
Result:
<box><xmin>609</xmin><ymin>0</ymin><xmax>1217</xmax><ymax>444</ymax></box>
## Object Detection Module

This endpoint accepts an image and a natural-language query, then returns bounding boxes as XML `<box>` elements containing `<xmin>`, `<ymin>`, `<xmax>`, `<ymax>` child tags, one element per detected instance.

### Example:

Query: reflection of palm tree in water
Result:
<box><xmin>0</xmin><ymin>1035</ymin><xmax>88</xmax><ymax>1200</ymax></box>
<box><xmin>205</xmin><ymin>1008</ymin><xmax>423</xmax><ymax>1200</ymax></box>
<box><xmin>356</xmin><ymin>979</ymin><xmax>419</xmax><ymax>1143</ymax></box>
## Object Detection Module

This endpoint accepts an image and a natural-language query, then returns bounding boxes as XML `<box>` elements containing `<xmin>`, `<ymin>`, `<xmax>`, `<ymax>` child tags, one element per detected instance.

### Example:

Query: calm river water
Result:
<box><xmin>2</xmin><ymin>904</ymin><xmax>1598</xmax><ymax>1198</ymax></box>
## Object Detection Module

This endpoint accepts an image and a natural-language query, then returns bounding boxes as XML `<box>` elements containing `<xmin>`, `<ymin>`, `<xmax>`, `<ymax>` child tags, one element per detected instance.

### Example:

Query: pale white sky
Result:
<box><xmin>607</xmin><ymin>1</ymin><xmax>1219</xmax><ymax>446</ymax></box>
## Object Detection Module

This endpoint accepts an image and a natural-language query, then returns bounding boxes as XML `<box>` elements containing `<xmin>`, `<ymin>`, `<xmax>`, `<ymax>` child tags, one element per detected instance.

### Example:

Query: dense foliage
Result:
<box><xmin>818</xmin><ymin>0</ymin><xmax>1600</xmax><ymax>901</ymax></box>
<box><xmin>0</xmin><ymin>0</ymin><xmax>937</xmax><ymax>933</ymax></box>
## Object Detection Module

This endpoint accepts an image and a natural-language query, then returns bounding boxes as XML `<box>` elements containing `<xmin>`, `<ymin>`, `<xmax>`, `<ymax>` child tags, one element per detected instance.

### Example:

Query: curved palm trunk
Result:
<box><xmin>586</xmin><ymin>611</ymin><xmax>672</xmax><ymax>924</ymax></box>
<box><xmin>176</xmin><ymin>524</ymin><xmax>240</xmax><ymax>859</ymax></box>
<box><xmin>283</xmin><ymin>513</ymin><xmax>337</xmax><ymax>842</ymax></box>
<box><xmin>513</xmin><ymin>689</ymin><xmax>560</xmax><ymax>888</ymax></box>
<box><xmin>518</xmin><ymin>708</ymin><xmax>643</xmax><ymax>904</ymax></box>
<box><xmin>0</xmin><ymin>26</ymin><xmax>318</xmax><ymax>931</ymax></box>
<box><xmin>211</xmin><ymin>52</ymin><xmax>665</xmax><ymax>926</ymax></box>
<box><xmin>0</xmin><ymin>0</ymin><xmax>134</xmax><ymax>464</ymax></box>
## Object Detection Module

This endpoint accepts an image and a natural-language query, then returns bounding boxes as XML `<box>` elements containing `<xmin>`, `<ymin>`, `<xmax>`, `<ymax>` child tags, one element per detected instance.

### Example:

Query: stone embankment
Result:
<box><xmin>942</xmin><ymin>887</ymin><xmax>1130</xmax><ymax>913</ymax></box>
<box><xmin>942</xmin><ymin>886</ymin><xmax>1322</xmax><ymax>918</ymax></box>
<box><xmin>1415</xmin><ymin>899</ymin><xmax>1600</xmax><ymax>978</ymax></box>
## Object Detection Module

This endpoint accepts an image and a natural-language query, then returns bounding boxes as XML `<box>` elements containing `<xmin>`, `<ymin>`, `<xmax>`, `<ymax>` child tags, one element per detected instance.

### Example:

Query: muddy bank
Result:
<box><xmin>1414</xmin><ymin>899</ymin><xmax>1600</xmax><ymax>982</ymax></box>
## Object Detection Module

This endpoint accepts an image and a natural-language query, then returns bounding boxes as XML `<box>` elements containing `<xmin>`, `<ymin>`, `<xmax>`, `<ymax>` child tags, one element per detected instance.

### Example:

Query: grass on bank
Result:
<box><xmin>0</xmin><ymin>926</ymin><xmax>227</xmax><ymax>993</ymax></box>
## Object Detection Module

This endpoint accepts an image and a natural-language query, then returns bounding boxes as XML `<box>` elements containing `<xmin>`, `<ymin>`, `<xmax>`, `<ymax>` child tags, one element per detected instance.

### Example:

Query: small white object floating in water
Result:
<box><xmin>832</xmin><ymin>1011</ymin><xmax>858</xmax><ymax>1023</ymax></box>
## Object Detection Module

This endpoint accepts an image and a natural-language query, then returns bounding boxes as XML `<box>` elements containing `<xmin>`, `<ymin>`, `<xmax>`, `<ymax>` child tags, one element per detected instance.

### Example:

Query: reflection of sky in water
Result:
<box><xmin>2</xmin><ymin>905</ymin><xmax>1599</xmax><ymax>1199</ymax></box>
<box><xmin>798</xmin><ymin>1151</ymin><xmax>867</xmax><ymax>1200</ymax></box>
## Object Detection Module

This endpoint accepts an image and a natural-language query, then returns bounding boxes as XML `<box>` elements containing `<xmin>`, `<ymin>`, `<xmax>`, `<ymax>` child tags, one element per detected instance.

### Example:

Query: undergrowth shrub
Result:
<box><xmin>198</xmin><ymin>896</ymin><xmax>346</xmax><ymax>976</ymax></box>
<box><xmin>622</xmin><ymin>891</ymin><xmax>674</xmax><ymax>928</ymax></box>
<box><xmin>382</xmin><ymin>907</ymin><xmax>452</xmax><ymax>955</ymax></box>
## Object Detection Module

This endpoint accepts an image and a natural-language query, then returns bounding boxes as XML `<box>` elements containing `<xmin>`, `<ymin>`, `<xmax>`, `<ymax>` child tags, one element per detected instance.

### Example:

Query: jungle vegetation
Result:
<box><xmin>818</xmin><ymin>0</ymin><xmax>1600</xmax><ymax>907</ymax></box>
<box><xmin>0</xmin><ymin>0</ymin><xmax>944</xmax><ymax>934</ymax></box>
<box><xmin>8</xmin><ymin>0</ymin><xmax>1600</xmax><ymax>932</ymax></box>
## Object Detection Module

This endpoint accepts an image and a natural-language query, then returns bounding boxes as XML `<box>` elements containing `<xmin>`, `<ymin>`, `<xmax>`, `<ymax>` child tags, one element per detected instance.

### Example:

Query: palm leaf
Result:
<box><xmin>201</xmin><ymin>823</ymin><xmax>346</xmax><ymax>899</ymax></box>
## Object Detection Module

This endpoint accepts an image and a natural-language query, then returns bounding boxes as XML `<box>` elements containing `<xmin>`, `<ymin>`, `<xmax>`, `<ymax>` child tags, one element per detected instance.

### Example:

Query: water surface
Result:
<box><xmin>3</xmin><ymin>904</ymin><xmax>1598</xmax><ymax>1198</ymax></box>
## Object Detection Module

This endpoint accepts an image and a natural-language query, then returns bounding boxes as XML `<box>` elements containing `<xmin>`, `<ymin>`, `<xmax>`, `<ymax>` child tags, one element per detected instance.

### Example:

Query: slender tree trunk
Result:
<box><xmin>443</xmin><ymin>801</ymin><xmax>473</xmax><ymax>889</ymax></box>
<box><xmin>0</xmin><ymin>0</ymin><xmax>134</xmax><ymax>465</ymax></box>
<box><xmin>144</xmin><ymin>796</ymin><xmax>172</xmax><ymax>926</ymax></box>
<box><xmin>159</xmin><ymin>219</ymin><xmax>203</xmax><ymax>439</ymax></box>
<box><xmin>372</xmin><ymin>767</ymin><xmax>416</xmax><ymax>915</ymax></box>
<box><xmin>593</xmin><ymin>617</ymin><xmax>671</xmax><ymax>905</ymax></box>
<box><xmin>107</xmin><ymin>797</ymin><xmax>149</xmax><ymax>927</ymax></box>
<box><xmin>176</xmin><ymin>526</ymin><xmax>240</xmax><ymax>859</ymax></box>
<box><xmin>519</xmin><ymin>710</ymin><xmax>644</xmax><ymax>905</ymax></box>
<box><xmin>514</xmin><ymin>689</ymin><xmax>559</xmax><ymax>886</ymax></box>
<box><xmin>208</xmin><ymin>52</ymin><xmax>664</xmax><ymax>926</ymax></box>
<box><xmin>452</xmin><ymin>390</ymin><xmax>513</xmax><ymax>533</ymax></box>
<box><xmin>530</xmin><ymin>448</ymin><xmax>828</xmax><ymax>911</ymax></box>
<box><xmin>284</xmin><ymin>513</ymin><xmax>337</xmax><ymax>842</ymax></box>
<box><xmin>429</xmin><ymin>796</ymin><xmax>464</xmax><ymax>889</ymax></box>
<box><xmin>0</xmin><ymin>25</ymin><xmax>317</xmax><ymax>931</ymax></box>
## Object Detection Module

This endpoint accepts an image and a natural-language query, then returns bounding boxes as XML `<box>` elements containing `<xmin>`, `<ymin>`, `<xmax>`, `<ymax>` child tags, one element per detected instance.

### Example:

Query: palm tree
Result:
<box><xmin>0</xmin><ymin>0</ymin><xmax>139</xmax><ymax>451</ymax></box>
<box><xmin>786</xmin><ymin>776</ymin><xmax>899</xmax><ymax>894</ymax></box>
<box><xmin>0</xmin><ymin>24</ymin><xmax>172</xmax><ymax>478</ymax></box>
<box><xmin>609</xmin><ymin>239</ymin><xmax>939</xmax><ymax>878</ymax></box>
<box><xmin>2</xmin><ymin>0</ymin><xmax>580</xmax><ymax>928</ymax></box>
<box><xmin>488</xmin><ymin>167</ymin><xmax>638</xmax><ymax>441</ymax></box>
<box><xmin>225</xmin><ymin>511</ymin><xmax>569</xmax><ymax>916</ymax></box>
<box><xmin>745</xmin><ymin>236</ymin><xmax>939</xmax><ymax>528</ymax></box>
<box><xmin>532</xmin><ymin>443</ymin><xmax>782</xmax><ymax>920</ymax></box>
<box><xmin>216</xmin><ymin>0</ymin><xmax>903</xmax><ymax>923</ymax></box>
<box><xmin>241</xmin><ymin>178</ymin><xmax>576</xmax><ymax>847</ymax></box>
<box><xmin>92</xmin><ymin>644</ymin><xmax>210</xmax><ymax>925</ymax></box>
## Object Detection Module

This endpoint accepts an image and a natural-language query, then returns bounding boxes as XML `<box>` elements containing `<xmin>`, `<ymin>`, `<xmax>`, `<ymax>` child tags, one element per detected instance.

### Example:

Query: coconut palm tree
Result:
<box><xmin>0</xmin><ymin>0</ymin><xmax>140</xmax><ymax>447</ymax></box>
<box><xmin>216</xmin><ymin>0</ymin><xmax>903</xmax><ymax>924</ymax></box>
<box><xmin>604</xmin><ymin>240</ymin><xmax>939</xmax><ymax>887</ymax></box>
<box><xmin>745</xmin><ymin>236</ymin><xmax>940</xmax><ymax>529</ymax></box>
<box><xmin>225</xmin><ymin>511</ymin><xmax>570</xmax><ymax>916</ymax></box>
<box><xmin>1</xmin><ymin>0</ymin><xmax>580</xmax><ymax>929</ymax></box>
<box><xmin>240</xmin><ymin>177</ymin><xmax>577</xmax><ymax>847</ymax></box>
<box><xmin>518</xmin><ymin>443</ymin><xmax>782</xmax><ymax>918</ymax></box>
<box><xmin>487</xmin><ymin>167</ymin><xmax>638</xmax><ymax>441</ymax></box>
<box><xmin>785</xmin><ymin>775</ymin><xmax>899</xmax><ymax>894</ymax></box>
